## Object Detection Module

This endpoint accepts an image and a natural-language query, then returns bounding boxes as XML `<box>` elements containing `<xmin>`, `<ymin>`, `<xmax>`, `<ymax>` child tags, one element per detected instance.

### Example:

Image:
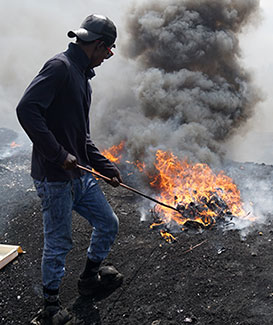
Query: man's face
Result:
<box><xmin>89</xmin><ymin>41</ymin><xmax>114</xmax><ymax>68</ymax></box>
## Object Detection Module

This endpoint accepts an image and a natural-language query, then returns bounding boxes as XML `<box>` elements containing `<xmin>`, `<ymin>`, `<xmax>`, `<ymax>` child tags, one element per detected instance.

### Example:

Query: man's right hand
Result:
<box><xmin>62</xmin><ymin>153</ymin><xmax>77</xmax><ymax>170</ymax></box>
<box><xmin>106</xmin><ymin>167</ymin><xmax>123</xmax><ymax>187</ymax></box>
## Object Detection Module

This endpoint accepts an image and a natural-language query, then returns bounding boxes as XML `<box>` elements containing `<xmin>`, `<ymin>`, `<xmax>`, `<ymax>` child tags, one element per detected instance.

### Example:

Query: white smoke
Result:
<box><xmin>224</xmin><ymin>161</ymin><xmax>273</xmax><ymax>235</ymax></box>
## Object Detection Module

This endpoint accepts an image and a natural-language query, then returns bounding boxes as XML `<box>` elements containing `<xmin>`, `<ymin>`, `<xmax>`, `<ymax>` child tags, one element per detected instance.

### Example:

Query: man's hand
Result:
<box><xmin>62</xmin><ymin>153</ymin><xmax>77</xmax><ymax>170</ymax></box>
<box><xmin>108</xmin><ymin>168</ymin><xmax>123</xmax><ymax>187</ymax></box>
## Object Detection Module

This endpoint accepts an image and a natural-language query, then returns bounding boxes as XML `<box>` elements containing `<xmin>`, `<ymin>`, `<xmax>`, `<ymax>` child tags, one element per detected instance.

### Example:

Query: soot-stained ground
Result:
<box><xmin>1</xmin><ymin>152</ymin><xmax>273</xmax><ymax>325</ymax></box>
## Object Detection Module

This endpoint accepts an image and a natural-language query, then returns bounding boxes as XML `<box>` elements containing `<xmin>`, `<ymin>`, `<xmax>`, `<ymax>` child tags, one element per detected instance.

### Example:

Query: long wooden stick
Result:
<box><xmin>77</xmin><ymin>164</ymin><xmax>179</xmax><ymax>213</ymax></box>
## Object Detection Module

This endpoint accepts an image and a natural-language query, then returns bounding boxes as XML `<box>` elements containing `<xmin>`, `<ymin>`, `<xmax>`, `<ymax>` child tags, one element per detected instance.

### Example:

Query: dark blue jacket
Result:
<box><xmin>16</xmin><ymin>43</ymin><xmax>117</xmax><ymax>181</ymax></box>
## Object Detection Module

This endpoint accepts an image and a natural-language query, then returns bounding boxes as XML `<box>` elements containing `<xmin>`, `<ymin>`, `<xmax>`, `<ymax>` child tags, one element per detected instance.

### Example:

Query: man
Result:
<box><xmin>16</xmin><ymin>14</ymin><xmax>123</xmax><ymax>324</ymax></box>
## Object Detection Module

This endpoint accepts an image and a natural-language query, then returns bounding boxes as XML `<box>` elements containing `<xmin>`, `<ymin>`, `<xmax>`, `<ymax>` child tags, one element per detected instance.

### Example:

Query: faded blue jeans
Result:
<box><xmin>33</xmin><ymin>173</ymin><xmax>119</xmax><ymax>291</ymax></box>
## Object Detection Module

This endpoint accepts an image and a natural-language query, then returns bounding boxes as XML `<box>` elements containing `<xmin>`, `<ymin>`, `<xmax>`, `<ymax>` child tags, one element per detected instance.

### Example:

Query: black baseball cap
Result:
<box><xmin>67</xmin><ymin>14</ymin><xmax>117</xmax><ymax>47</ymax></box>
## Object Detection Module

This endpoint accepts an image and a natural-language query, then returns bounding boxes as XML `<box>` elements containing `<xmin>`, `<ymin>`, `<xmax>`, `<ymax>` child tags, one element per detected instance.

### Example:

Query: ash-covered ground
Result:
<box><xmin>1</xmin><ymin>130</ymin><xmax>273</xmax><ymax>325</ymax></box>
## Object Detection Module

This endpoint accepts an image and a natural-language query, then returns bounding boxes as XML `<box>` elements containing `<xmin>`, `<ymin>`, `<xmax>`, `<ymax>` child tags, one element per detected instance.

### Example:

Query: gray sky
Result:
<box><xmin>0</xmin><ymin>0</ymin><xmax>133</xmax><ymax>128</ymax></box>
<box><xmin>226</xmin><ymin>0</ymin><xmax>273</xmax><ymax>164</ymax></box>
<box><xmin>240</xmin><ymin>0</ymin><xmax>273</xmax><ymax>134</ymax></box>
<box><xmin>0</xmin><ymin>0</ymin><xmax>272</xmax><ymax>163</ymax></box>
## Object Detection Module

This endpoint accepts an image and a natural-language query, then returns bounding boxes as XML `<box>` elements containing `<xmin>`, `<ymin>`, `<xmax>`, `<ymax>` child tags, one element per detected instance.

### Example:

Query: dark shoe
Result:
<box><xmin>30</xmin><ymin>301</ymin><xmax>73</xmax><ymax>325</ymax></box>
<box><xmin>78</xmin><ymin>265</ymin><xmax>123</xmax><ymax>297</ymax></box>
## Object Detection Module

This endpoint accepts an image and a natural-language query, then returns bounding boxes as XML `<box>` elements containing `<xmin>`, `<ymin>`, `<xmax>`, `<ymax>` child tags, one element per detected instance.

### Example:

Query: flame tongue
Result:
<box><xmin>149</xmin><ymin>150</ymin><xmax>246</xmax><ymax>228</ymax></box>
<box><xmin>102</xmin><ymin>141</ymin><xmax>125</xmax><ymax>164</ymax></box>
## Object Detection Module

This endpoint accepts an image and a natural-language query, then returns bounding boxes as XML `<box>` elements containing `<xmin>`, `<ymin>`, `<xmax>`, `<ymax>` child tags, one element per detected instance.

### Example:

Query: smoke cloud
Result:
<box><xmin>96</xmin><ymin>0</ymin><xmax>261</xmax><ymax>167</ymax></box>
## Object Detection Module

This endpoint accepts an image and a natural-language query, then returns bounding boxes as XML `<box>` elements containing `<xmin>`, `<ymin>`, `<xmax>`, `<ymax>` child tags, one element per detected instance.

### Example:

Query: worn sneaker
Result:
<box><xmin>78</xmin><ymin>265</ymin><xmax>123</xmax><ymax>297</ymax></box>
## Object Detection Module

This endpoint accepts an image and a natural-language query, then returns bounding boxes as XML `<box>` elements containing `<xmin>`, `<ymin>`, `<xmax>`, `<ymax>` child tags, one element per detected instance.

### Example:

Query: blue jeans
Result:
<box><xmin>33</xmin><ymin>173</ymin><xmax>119</xmax><ymax>291</ymax></box>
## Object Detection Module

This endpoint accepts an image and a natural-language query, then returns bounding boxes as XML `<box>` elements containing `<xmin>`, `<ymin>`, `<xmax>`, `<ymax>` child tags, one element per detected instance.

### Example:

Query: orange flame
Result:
<box><xmin>102</xmin><ymin>141</ymin><xmax>125</xmax><ymax>164</ymax></box>
<box><xmin>147</xmin><ymin>150</ymin><xmax>247</xmax><ymax>227</ymax></box>
<box><xmin>160</xmin><ymin>230</ymin><xmax>176</xmax><ymax>243</ymax></box>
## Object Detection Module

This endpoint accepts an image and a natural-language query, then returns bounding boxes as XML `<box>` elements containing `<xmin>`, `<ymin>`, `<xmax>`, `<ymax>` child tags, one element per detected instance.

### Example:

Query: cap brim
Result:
<box><xmin>67</xmin><ymin>28</ymin><xmax>101</xmax><ymax>42</ymax></box>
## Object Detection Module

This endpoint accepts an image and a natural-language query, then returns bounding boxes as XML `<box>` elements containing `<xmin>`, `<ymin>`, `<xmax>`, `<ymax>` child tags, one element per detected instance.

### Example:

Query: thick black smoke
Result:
<box><xmin>98</xmin><ymin>0</ymin><xmax>261</xmax><ymax>167</ymax></box>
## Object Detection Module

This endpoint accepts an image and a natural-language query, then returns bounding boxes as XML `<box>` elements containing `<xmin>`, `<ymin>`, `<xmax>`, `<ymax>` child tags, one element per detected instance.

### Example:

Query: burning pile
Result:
<box><xmin>148</xmin><ymin>150</ymin><xmax>248</xmax><ymax>231</ymax></box>
<box><xmin>102</xmin><ymin>143</ymin><xmax>252</xmax><ymax>240</ymax></box>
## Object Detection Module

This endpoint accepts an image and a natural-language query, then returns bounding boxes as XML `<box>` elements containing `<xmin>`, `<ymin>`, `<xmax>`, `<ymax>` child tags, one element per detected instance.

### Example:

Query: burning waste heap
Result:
<box><xmin>148</xmin><ymin>150</ymin><xmax>249</xmax><ymax>232</ymax></box>
<box><xmin>96</xmin><ymin>0</ymin><xmax>261</xmax><ymax>240</ymax></box>
<box><xmin>103</xmin><ymin>144</ymin><xmax>256</xmax><ymax>241</ymax></box>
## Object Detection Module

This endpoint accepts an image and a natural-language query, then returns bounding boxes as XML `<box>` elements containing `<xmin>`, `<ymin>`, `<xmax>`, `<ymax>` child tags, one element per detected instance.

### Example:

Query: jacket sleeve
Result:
<box><xmin>16</xmin><ymin>59</ymin><xmax>69</xmax><ymax>165</ymax></box>
<box><xmin>86</xmin><ymin>128</ymin><xmax>119</xmax><ymax>179</ymax></box>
